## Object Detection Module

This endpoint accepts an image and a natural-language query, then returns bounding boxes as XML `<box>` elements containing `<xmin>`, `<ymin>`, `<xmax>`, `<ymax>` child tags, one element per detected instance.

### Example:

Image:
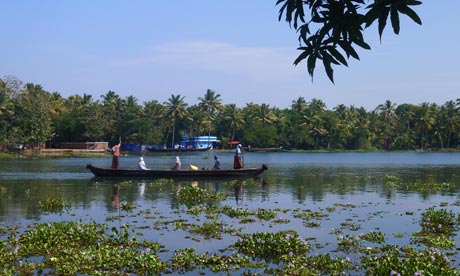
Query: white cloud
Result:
<box><xmin>111</xmin><ymin>40</ymin><xmax>304</xmax><ymax>82</ymax></box>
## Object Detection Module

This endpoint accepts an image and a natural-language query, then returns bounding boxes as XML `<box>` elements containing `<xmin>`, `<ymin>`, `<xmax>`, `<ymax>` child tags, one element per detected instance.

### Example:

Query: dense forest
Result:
<box><xmin>1</xmin><ymin>76</ymin><xmax>459</xmax><ymax>151</ymax></box>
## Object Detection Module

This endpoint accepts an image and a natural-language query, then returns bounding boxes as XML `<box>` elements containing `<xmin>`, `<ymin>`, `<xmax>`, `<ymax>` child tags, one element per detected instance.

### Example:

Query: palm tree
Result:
<box><xmin>440</xmin><ymin>100</ymin><xmax>460</xmax><ymax>148</ymax></box>
<box><xmin>101</xmin><ymin>91</ymin><xmax>123</xmax><ymax>141</ymax></box>
<box><xmin>164</xmin><ymin>94</ymin><xmax>188</xmax><ymax>148</ymax></box>
<box><xmin>249</xmin><ymin>103</ymin><xmax>277</xmax><ymax>127</ymax></box>
<box><xmin>198</xmin><ymin>89</ymin><xmax>222</xmax><ymax>137</ymax></box>
<box><xmin>185</xmin><ymin>105</ymin><xmax>207</xmax><ymax>137</ymax></box>
<box><xmin>414</xmin><ymin>102</ymin><xmax>436</xmax><ymax>150</ymax></box>
<box><xmin>291</xmin><ymin>96</ymin><xmax>307</xmax><ymax>114</ymax></box>
<box><xmin>375</xmin><ymin>100</ymin><xmax>398</xmax><ymax>150</ymax></box>
<box><xmin>223</xmin><ymin>104</ymin><xmax>245</xmax><ymax>142</ymax></box>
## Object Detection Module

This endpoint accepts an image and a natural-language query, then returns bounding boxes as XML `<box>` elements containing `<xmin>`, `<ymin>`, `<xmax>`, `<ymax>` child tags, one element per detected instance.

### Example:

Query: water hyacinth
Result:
<box><xmin>38</xmin><ymin>197</ymin><xmax>71</xmax><ymax>213</ymax></box>
<box><xmin>420</xmin><ymin>207</ymin><xmax>458</xmax><ymax>235</ymax></box>
<box><xmin>177</xmin><ymin>186</ymin><xmax>227</xmax><ymax>208</ymax></box>
<box><xmin>361</xmin><ymin>246</ymin><xmax>458</xmax><ymax>275</ymax></box>
<box><xmin>232</xmin><ymin>231</ymin><xmax>311</xmax><ymax>260</ymax></box>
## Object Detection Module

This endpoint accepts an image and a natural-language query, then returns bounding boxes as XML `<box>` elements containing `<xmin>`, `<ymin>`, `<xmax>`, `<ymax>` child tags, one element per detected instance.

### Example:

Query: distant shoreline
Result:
<box><xmin>1</xmin><ymin>148</ymin><xmax>459</xmax><ymax>159</ymax></box>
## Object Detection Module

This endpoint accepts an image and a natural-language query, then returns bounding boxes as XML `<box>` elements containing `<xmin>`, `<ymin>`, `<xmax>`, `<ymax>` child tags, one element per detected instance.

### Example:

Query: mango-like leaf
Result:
<box><xmin>353</xmin><ymin>39</ymin><xmax>371</xmax><ymax>50</ymax></box>
<box><xmin>364</xmin><ymin>5</ymin><xmax>380</xmax><ymax>27</ymax></box>
<box><xmin>327</xmin><ymin>47</ymin><xmax>348</xmax><ymax>66</ymax></box>
<box><xmin>390</xmin><ymin>8</ymin><xmax>400</xmax><ymax>34</ymax></box>
<box><xmin>398</xmin><ymin>5</ymin><xmax>422</xmax><ymax>25</ymax></box>
<box><xmin>307</xmin><ymin>54</ymin><xmax>317</xmax><ymax>79</ymax></box>
<box><xmin>378</xmin><ymin>7</ymin><xmax>390</xmax><ymax>40</ymax></box>
<box><xmin>294</xmin><ymin>47</ymin><xmax>312</xmax><ymax>66</ymax></box>
<box><xmin>322</xmin><ymin>56</ymin><xmax>334</xmax><ymax>83</ymax></box>
<box><xmin>338</xmin><ymin>41</ymin><xmax>360</xmax><ymax>60</ymax></box>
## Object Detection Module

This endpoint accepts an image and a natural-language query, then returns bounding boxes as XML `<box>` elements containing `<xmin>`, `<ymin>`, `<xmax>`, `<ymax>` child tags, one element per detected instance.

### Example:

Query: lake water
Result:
<box><xmin>1</xmin><ymin>151</ymin><xmax>460</xmax><ymax>273</ymax></box>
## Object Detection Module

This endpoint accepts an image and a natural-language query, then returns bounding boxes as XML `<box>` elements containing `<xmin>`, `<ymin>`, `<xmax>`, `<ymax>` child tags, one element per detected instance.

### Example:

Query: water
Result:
<box><xmin>1</xmin><ymin>152</ymin><xmax>460</xmax><ymax>267</ymax></box>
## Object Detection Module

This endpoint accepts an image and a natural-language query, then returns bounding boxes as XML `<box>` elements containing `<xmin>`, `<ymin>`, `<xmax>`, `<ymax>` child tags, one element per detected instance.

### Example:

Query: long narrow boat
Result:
<box><xmin>86</xmin><ymin>164</ymin><xmax>267</xmax><ymax>178</ymax></box>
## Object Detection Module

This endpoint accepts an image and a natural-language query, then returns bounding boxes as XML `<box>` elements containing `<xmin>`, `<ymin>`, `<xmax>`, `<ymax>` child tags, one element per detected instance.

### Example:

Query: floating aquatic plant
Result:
<box><xmin>170</xmin><ymin>247</ymin><xmax>261</xmax><ymax>274</ymax></box>
<box><xmin>188</xmin><ymin>220</ymin><xmax>228</xmax><ymax>240</ymax></box>
<box><xmin>38</xmin><ymin>198</ymin><xmax>71</xmax><ymax>213</ymax></box>
<box><xmin>221</xmin><ymin>205</ymin><xmax>253</xmax><ymax>218</ymax></box>
<box><xmin>420</xmin><ymin>207</ymin><xmax>458</xmax><ymax>235</ymax></box>
<box><xmin>120</xmin><ymin>201</ymin><xmax>135</xmax><ymax>211</ymax></box>
<box><xmin>361</xmin><ymin>246</ymin><xmax>458</xmax><ymax>275</ymax></box>
<box><xmin>177</xmin><ymin>186</ymin><xmax>226</xmax><ymax>208</ymax></box>
<box><xmin>269</xmin><ymin>253</ymin><xmax>354</xmax><ymax>276</ymax></box>
<box><xmin>0</xmin><ymin>221</ymin><xmax>166</xmax><ymax>275</ymax></box>
<box><xmin>256</xmin><ymin>208</ymin><xmax>276</xmax><ymax>220</ymax></box>
<box><xmin>233</xmin><ymin>231</ymin><xmax>311</xmax><ymax>261</ymax></box>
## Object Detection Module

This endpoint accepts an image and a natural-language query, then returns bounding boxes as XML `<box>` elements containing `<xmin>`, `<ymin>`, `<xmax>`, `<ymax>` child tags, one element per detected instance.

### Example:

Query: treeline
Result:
<box><xmin>1</xmin><ymin>76</ymin><xmax>460</xmax><ymax>151</ymax></box>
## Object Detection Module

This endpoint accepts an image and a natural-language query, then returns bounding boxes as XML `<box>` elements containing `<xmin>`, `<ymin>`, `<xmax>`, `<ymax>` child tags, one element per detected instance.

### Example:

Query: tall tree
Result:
<box><xmin>222</xmin><ymin>104</ymin><xmax>245</xmax><ymax>143</ymax></box>
<box><xmin>164</xmin><ymin>94</ymin><xmax>188</xmax><ymax>148</ymax></box>
<box><xmin>414</xmin><ymin>102</ymin><xmax>435</xmax><ymax>150</ymax></box>
<box><xmin>143</xmin><ymin>100</ymin><xmax>166</xmax><ymax>144</ymax></box>
<box><xmin>198</xmin><ymin>89</ymin><xmax>223</xmax><ymax>138</ymax></box>
<box><xmin>375</xmin><ymin>100</ymin><xmax>398</xmax><ymax>150</ymax></box>
<box><xmin>249</xmin><ymin>103</ymin><xmax>277</xmax><ymax>127</ymax></box>
<box><xmin>17</xmin><ymin>83</ymin><xmax>53</xmax><ymax>149</ymax></box>
<box><xmin>101</xmin><ymin>91</ymin><xmax>123</xmax><ymax>142</ymax></box>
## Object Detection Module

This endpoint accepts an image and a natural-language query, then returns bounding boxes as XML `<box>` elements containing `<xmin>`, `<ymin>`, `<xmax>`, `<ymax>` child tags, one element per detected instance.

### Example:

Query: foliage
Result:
<box><xmin>177</xmin><ymin>186</ymin><xmax>227</xmax><ymax>208</ymax></box>
<box><xmin>277</xmin><ymin>0</ymin><xmax>422</xmax><ymax>82</ymax></box>
<box><xmin>3</xmin><ymin>76</ymin><xmax>460</xmax><ymax>151</ymax></box>
<box><xmin>270</xmin><ymin>254</ymin><xmax>353</xmax><ymax>275</ymax></box>
<box><xmin>419</xmin><ymin>207</ymin><xmax>458</xmax><ymax>236</ymax></box>
<box><xmin>0</xmin><ymin>221</ymin><xmax>165</xmax><ymax>275</ymax></box>
<box><xmin>233</xmin><ymin>231</ymin><xmax>311</xmax><ymax>261</ymax></box>
<box><xmin>170</xmin><ymin>247</ymin><xmax>260</xmax><ymax>274</ymax></box>
<box><xmin>361</xmin><ymin>246</ymin><xmax>459</xmax><ymax>276</ymax></box>
<box><xmin>38</xmin><ymin>198</ymin><xmax>71</xmax><ymax>213</ymax></box>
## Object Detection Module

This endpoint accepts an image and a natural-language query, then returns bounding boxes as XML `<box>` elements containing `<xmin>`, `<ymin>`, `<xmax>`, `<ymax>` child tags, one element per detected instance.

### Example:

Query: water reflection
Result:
<box><xmin>234</xmin><ymin>181</ymin><xmax>243</xmax><ymax>206</ymax></box>
<box><xmin>111</xmin><ymin>184</ymin><xmax>120</xmax><ymax>209</ymax></box>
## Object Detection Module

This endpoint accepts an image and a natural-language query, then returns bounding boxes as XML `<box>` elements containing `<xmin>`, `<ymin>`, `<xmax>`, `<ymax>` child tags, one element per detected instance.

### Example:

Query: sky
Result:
<box><xmin>1</xmin><ymin>1</ymin><xmax>459</xmax><ymax>110</ymax></box>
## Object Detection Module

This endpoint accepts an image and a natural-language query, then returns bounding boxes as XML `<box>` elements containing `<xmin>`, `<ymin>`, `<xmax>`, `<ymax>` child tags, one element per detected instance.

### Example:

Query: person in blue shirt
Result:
<box><xmin>212</xmin><ymin>155</ymin><xmax>221</xmax><ymax>170</ymax></box>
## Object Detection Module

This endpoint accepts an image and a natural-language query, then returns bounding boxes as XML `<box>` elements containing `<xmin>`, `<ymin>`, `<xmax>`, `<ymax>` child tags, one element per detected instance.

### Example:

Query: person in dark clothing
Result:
<box><xmin>212</xmin><ymin>155</ymin><xmax>221</xmax><ymax>170</ymax></box>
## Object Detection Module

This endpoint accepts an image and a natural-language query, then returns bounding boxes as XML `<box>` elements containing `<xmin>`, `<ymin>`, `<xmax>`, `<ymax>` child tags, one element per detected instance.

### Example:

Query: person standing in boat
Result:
<box><xmin>171</xmin><ymin>156</ymin><xmax>181</xmax><ymax>170</ymax></box>
<box><xmin>234</xmin><ymin>144</ymin><xmax>243</xmax><ymax>169</ymax></box>
<box><xmin>138</xmin><ymin>156</ymin><xmax>148</xmax><ymax>170</ymax></box>
<box><xmin>111</xmin><ymin>137</ymin><xmax>121</xmax><ymax>169</ymax></box>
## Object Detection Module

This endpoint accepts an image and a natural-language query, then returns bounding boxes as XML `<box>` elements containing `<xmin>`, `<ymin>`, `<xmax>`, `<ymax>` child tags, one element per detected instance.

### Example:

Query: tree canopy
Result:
<box><xmin>2</xmin><ymin>77</ymin><xmax>460</xmax><ymax>152</ymax></box>
<box><xmin>276</xmin><ymin>0</ymin><xmax>423</xmax><ymax>82</ymax></box>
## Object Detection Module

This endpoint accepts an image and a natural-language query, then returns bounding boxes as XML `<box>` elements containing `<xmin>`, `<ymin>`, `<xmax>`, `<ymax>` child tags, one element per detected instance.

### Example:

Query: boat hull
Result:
<box><xmin>86</xmin><ymin>164</ymin><xmax>267</xmax><ymax>178</ymax></box>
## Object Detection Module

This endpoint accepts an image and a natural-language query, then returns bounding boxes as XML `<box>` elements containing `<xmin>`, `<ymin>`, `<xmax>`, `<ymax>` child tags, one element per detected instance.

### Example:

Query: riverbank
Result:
<box><xmin>0</xmin><ymin>149</ymin><xmax>107</xmax><ymax>158</ymax></box>
<box><xmin>0</xmin><ymin>147</ymin><xmax>459</xmax><ymax>159</ymax></box>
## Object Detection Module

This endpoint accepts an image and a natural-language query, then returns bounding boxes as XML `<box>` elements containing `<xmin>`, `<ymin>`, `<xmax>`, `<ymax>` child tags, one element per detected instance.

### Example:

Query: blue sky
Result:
<box><xmin>1</xmin><ymin>1</ymin><xmax>458</xmax><ymax>110</ymax></box>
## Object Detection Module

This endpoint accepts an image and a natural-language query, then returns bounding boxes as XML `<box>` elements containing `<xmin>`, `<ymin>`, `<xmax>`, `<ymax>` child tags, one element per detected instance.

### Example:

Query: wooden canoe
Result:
<box><xmin>86</xmin><ymin>164</ymin><xmax>267</xmax><ymax>178</ymax></box>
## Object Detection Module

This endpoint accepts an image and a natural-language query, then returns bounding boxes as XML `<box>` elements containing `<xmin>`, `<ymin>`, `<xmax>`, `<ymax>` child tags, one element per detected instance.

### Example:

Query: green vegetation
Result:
<box><xmin>3</xmin><ymin>185</ymin><xmax>460</xmax><ymax>275</ymax></box>
<box><xmin>177</xmin><ymin>186</ymin><xmax>227</xmax><ymax>208</ymax></box>
<box><xmin>38</xmin><ymin>198</ymin><xmax>71</xmax><ymax>213</ymax></box>
<box><xmin>277</xmin><ymin>0</ymin><xmax>422</xmax><ymax>82</ymax></box>
<box><xmin>1</xmin><ymin>76</ymin><xmax>460</xmax><ymax>152</ymax></box>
